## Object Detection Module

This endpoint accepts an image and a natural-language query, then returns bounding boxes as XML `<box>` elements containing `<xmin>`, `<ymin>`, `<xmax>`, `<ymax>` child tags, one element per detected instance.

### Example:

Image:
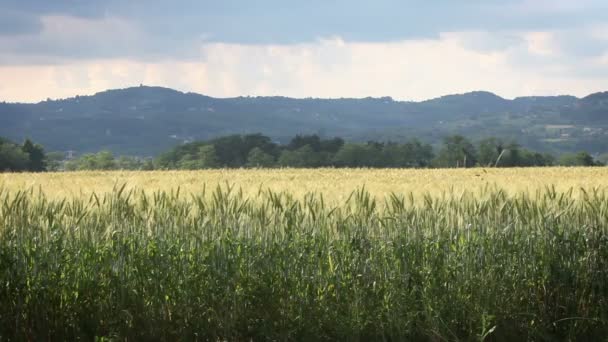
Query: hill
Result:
<box><xmin>1</xmin><ymin>86</ymin><xmax>607</xmax><ymax>155</ymax></box>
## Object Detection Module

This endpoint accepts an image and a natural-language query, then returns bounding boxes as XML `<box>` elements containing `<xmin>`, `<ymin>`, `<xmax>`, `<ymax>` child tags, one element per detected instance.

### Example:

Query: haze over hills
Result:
<box><xmin>1</xmin><ymin>86</ymin><xmax>607</xmax><ymax>156</ymax></box>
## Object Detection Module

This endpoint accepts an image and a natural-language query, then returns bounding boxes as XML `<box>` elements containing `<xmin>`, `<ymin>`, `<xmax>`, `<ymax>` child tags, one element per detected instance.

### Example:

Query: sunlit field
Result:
<box><xmin>3</xmin><ymin>167</ymin><xmax>608</xmax><ymax>201</ymax></box>
<box><xmin>1</xmin><ymin>168</ymin><xmax>607</xmax><ymax>340</ymax></box>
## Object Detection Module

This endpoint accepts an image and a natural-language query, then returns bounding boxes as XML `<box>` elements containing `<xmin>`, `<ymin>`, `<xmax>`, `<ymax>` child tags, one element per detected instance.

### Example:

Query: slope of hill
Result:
<box><xmin>1</xmin><ymin>86</ymin><xmax>607</xmax><ymax>155</ymax></box>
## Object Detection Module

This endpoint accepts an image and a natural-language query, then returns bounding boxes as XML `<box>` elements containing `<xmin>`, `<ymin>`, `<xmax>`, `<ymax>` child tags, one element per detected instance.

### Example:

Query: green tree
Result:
<box><xmin>434</xmin><ymin>135</ymin><xmax>477</xmax><ymax>168</ymax></box>
<box><xmin>198</xmin><ymin>145</ymin><xmax>219</xmax><ymax>168</ymax></box>
<box><xmin>247</xmin><ymin>147</ymin><xmax>275</xmax><ymax>168</ymax></box>
<box><xmin>95</xmin><ymin>151</ymin><xmax>117</xmax><ymax>170</ymax></box>
<box><xmin>45</xmin><ymin>152</ymin><xmax>65</xmax><ymax>171</ymax></box>
<box><xmin>288</xmin><ymin>135</ymin><xmax>321</xmax><ymax>151</ymax></box>
<box><xmin>500</xmin><ymin>142</ymin><xmax>523</xmax><ymax>167</ymax></box>
<box><xmin>142</xmin><ymin>159</ymin><xmax>155</xmax><ymax>171</ymax></box>
<box><xmin>278</xmin><ymin>145</ymin><xmax>323</xmax><ymax>167</ymax></box>
<box><xmin>558</xmin><ymin>152</ymin><xmax>601</xmax><ymax>166</ymax></box>
<box><xmin>333</xmin><ymin>144</ymin><xmax>379</xmax><ymax>167</ymax></box>
<box><xmin>116</xmin><ymin>156</ymin><xmax>147</xmax><ymax>170</ymax></box>
<box><xmin>477</xmin><ymin>138</ymin><xmax>504</xmax><ymax>166</ymax></box>
<box><xmin>0</xmin><ymin>143</ymin><xmax>29</xmax><ymax>171</ymax></box>
<box><xmin>383</xmin><ymin>139</ymin><xmax>434</xmax><ymax>167</ymax></box>
<box><xmin>22</xmin><ymin>139</ymin><xmax>46</xmax><ymax>171</ymax></box>
<box><xmin>177</xmin><ymin>156</ymin><xmax>203</xmax><ymax>170</ymax></box>
<box><xmin>64</xmin><ymin>151</ymin><xmax>117</xmax><ymax>170</ymax></box>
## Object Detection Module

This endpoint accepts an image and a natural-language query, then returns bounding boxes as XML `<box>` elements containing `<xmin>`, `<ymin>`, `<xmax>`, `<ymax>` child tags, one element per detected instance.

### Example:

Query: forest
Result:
<box><xmin>1</xmin><ymin>133</ymin><xmax>603</xmax><ymax>172</ymax></box>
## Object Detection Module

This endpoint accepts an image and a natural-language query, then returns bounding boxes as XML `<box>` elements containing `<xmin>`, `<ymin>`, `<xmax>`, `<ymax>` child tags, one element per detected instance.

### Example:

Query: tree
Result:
<box><xmin>500</xmin><ymin>142</ymin><xmax>523</xmax><ymax>167</ymax></box>
<box><xmin>176</xmin><ymin>145</ymin><xmax>219</xmax><ymax>170</ymax></box>
<box><xmin>95</xmin><ymin>151</ymin><xmax>117</xmax><ymax>170</ymax></box>
<box><xmin>198</xmin><ymin>145</ymin><xmax>219</xmax><ymax>168</ymax></box>
<box><xmin>210</xmin><ymin>135</ymin><xmax>247</xmax><ymax>167</ymax></box>
<box><xmin>116</xmin><ymin>156</ymin><xmax>148</xmax><ymax>170</ymax></box>
<box><xmin>0</xmin><ymin>143</ymin><xmax>29</xmax><ymax>171</ymax></box>
<box><xmin>243</xmin><ymin>134</ymin><xmax>279</xmax><ymax>156</ymax></box>
<box><xmin>434</xmin><ymin>135</ymin><xmax>477</xmax><ymax>168</ymax></box>
<box><xmin>320</xmin><ymin>137</ymin><xmax>345</xmax><ymax>153</ymax></box>
<box><xmin>45</xmin><ymin>152</ymin><xmax>65</xmax><ymax>171</ymax></box>
<box><xmin>558</xmin><ymin>152</ymin><xmax>601</xmax><ymax>166</ymax></box>
<box><xmin>22</xmin><ymin>139</ymin><xmax>46</xmax><ymax>171</ymax></box>
<box><xmin>247</xmin><ymin>147</ymin><xmax>275</xmax><ymax>168</ymax></box>
<box><xmin>288</xmin><ymin>135</ymin><xmax>321</xmax><ymax>151</ymax></box>
<box><xmin>477</xmin><ymin>138</ymin><xmax>504</xmax><ymax>166</ymax></box>
<box><xmin>64</xmin><ymin>151</ymin><xmax>116</xmax><ymax>170</ymax></box>
<box><xmin>333</xmin><ymin>144</ymin><xmax>379</xmax><ymax>167</ymax></box>
<box><xmin>278</xmin><ymin>145</ymin><xmax>323</xmax><ymax>167</ymax></box>
<box><xmin>177</xmin><ymin>156</ymin><xmax>203</xmax><ymax>170</ymax></box>
<box><xmin>397</xmin><ymin>139</ymin><xmax>434</xmax><ymax>167</ymax></box>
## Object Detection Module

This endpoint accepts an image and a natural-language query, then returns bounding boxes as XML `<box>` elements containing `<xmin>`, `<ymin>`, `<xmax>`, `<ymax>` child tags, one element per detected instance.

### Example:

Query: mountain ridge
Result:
<box><xmin>4</xmin><ymin>85</ymin><xmax>595</xmax><ymax>105</ymax></box>
<box><xmin>1</xmin><ymin>86</ymin><xmax>606</xmax><ymax>156</ymax></box>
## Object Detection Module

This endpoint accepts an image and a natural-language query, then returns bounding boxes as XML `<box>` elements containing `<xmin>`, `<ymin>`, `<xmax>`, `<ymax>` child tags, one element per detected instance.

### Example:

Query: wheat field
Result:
<box><xmin>3</xmin><ymin>167</ymin><xmax>608</xmax><ymax>201</ymax></box>
<box><xmin>1</xmin><ymin>167</ymin><xmax>607</xmax><ymax>340</ymax></box>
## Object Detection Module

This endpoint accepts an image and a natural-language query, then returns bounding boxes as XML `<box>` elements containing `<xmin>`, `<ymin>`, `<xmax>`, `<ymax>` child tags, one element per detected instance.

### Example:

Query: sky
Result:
<box><xmin>0</xmin><ymin>0</ymin><xmax>607</xmax><ymax>102</ymax></box>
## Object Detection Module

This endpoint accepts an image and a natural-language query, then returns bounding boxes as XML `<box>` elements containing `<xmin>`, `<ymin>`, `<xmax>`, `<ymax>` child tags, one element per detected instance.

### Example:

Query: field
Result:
<box><xmin>3</xmin><ymin>167</ymin><xmax>608</xmax><ymax>200</ymax></box>
<box><xmin>1</xmin><ymin>168</ymin><xmax>607</xmax><ymax>340</ymax></box>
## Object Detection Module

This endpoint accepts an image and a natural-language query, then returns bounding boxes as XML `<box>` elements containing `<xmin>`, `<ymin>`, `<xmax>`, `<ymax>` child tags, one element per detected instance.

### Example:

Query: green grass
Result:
<box><xmin>0</xmin><ymin>184</ymin><xmax>607</xmax><ymax>340</ymax></box>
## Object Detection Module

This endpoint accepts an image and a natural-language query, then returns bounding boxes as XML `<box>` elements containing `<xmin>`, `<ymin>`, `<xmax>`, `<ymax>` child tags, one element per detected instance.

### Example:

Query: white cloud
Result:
<box><xmin>523</xmin><ymin>32</ymin><xmax>558</xmax><ymax>56</ymax></box>
<box><xmin>515</xmin><ymin>0</ymin><xmax>608</xmax><ymax>13</ymax></box>
<box><xmin>0</xmin><ymin>15</ymin><xmax>143</xmax><ymax>64</ymax></box>
<box><xmin>1</xmin><ymin>31</ymin><xmax>607</xmax><ymax>103</ymax></box>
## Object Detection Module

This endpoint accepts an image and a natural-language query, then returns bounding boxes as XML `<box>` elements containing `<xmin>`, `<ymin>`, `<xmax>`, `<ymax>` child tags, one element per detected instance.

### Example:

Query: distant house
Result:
<box><xmin>66</xmin><ymin>150</ymin><xmax>76</xmax><ymax>160</ymax></box>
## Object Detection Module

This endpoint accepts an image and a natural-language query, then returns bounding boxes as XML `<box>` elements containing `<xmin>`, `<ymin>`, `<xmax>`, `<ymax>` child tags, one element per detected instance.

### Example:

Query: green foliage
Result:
<box><xmin>381</xmin><ymin>139</ymin><xmax>434</xmax><ymax>167</ymax></box>
<box><xmin>116</xmin><ymin>155</ymin><xmax>144</xmax><ymax>170</ymax></box>
<box><xmin>478</xmin><ymin>138</ymin><xmax>555</xmax><ymax>167</ymax></box>
<box><xmin>22</xmin><ymin>139</ymin><xmax>46</xmax><ymax>171</ymax></box>
<box><xmin>4</xmin><ymin>86</ymin><xmax>608</xmax><ymax>156</ymax></box>
<box><xmin>44</xmin><ymin>151</ymin><xmax>66</xmax><ymax>171</ymax></box>
<box><xmin>156</xmin><ymin>133</ymin><xmax>603</xmax><ymax>170</ymax></box>
<box><xmin>0</xmin><ymin>137</ymin><xmax>46</xmax><ymax>172</ymax></box>
<box><xmin>0</xmin><ymin>186</ymin><xmax>607</xmax><ymax>340</ymax></box>
<box><xmin>434</xmin><ymin>135</ymin><xmax>477</xmax><ymax>167</ymax></box>
<box><xmin>247</xmin><ymin>147</ymin><xmax>275</xmax><ymax>167</ymax></box>
<box><xmin>478</xmin><ymin>137</ymin><xmax>504</xmax><ymax>166</ymax></box>
<box><xmin>0</xmin><ymin>143</ymin><xmax>29</xmax><ymax>171</ymax></box>
<box><xmin>279</xmin><ymin>145</ymin><xmax>325</xmax><ymax>167</ymax></box>
<box><xmin>66</xmin><ymin>151</ymin><xmax>117</xmax><ymax>171</ymax></box>
<box><xmin>288</xmin><ymin>134</ymin><xmax>323</xmax><ymax>151</ymax></box>
<box><xmin>558</xmin><ymin>152</ymin><xmax>603</xmax><ymax>166</ymax></box>
<box><xmin>1</xmin><ymin>133</ymin><xmax>602</xmax><ymax>172</ymax></box>
<box><xmin>333</xmin><ymin>143</ymin><xmax>381</xmax><ymax>167</ymax></box>
<box><xmin>198</xmin><ymin>145</ymin><xmax>220</xmax><ymax>168</ymax></box>
<box><xmin>65</xmin><ymin>151</ymin><xmax>152</xmax><ymax>171</ymax></box>
<box><xmin>176</xmin><ymin>145</ymin><xmax>219</xmax><ymax>170</ymax></box>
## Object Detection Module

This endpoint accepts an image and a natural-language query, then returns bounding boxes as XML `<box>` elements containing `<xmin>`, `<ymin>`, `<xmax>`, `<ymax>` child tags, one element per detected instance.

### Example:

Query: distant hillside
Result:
<box><xmin>1</xmin><ymin>86</ymin><xmax>607</xmax><ymax>155</ymax></box>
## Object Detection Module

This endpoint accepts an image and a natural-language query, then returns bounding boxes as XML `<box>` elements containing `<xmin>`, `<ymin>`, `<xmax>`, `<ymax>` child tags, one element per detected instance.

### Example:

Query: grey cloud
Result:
<box><xmin>553</xmin><ymin>30</ymin><xmax>608</xmax><ymax>57</ymax></box>
<box><xmin>0</xmin><ymin>0</ymin><xmax>607</xmax><ymax>65</ymax></box>
<box><xmin>2</xmin><ymin>0</ymin><xmax>115</xmax><ymax>18</ymax></box>
<box><xmin>4</xmin><ymin>0</ymin><xmax>605</xmax><ymax>43</ymax></box>
<box><xmin>0</xmin><ymin>10</ymin><xmax>42</xmax><ymax>35</ymax></box>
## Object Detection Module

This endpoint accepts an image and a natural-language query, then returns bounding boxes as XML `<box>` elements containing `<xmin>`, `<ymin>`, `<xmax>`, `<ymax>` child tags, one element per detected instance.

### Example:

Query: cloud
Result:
<box><xmin>0</xmin><ymin>10</ymin><xmax>42</xmax><ymax>35</ymax></box>
<box><xmin>1</xmin><ymin>32</ymin><xmax>606</xmax><ymax>103</ymax></box>
<box><xmin>2</xmin><ymin>0</ymin><xmax>608</xmax><ymax>51</ymax></box>
<box><xmin>0</xmin><ymin>15</ymin><xmax>151</xmax><ymax>64</ymax></box>
<box><xmin>1</xmin><ymin>0</ymin><xmax>116</xmax><ymax>18</ymax></box>
<box><xmin>0</xmin><ymin>1</ymin><xmax>606</xmax><ymax>101</ymax></box>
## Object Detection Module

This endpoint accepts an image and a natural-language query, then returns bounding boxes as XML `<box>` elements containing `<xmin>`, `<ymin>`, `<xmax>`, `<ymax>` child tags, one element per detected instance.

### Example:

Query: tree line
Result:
<box><xmin>154</xmin><ymin>134</ymin><xmax>603</xmax><ymax>169</ymax></box>
<box><xmin>0</xmin><ymin>138</ymin><xmax>46</xmax><ymax>172</ymax></box>
<box><xmin>0</xmin><ymin>134</ymin><xmax>604</xmax><ymax>172</ymax></box>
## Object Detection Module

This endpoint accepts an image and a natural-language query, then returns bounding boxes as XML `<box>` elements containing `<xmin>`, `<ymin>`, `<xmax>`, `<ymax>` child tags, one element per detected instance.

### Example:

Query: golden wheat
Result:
<box><xmin>2</xmin><ymin>167</ymin><xmax>607</xmax><ymax>201</ymax></box>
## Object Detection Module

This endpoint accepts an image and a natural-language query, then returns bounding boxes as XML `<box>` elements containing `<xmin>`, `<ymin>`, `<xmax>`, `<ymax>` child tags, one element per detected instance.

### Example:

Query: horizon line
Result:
<box><xmin>4</xmin><ymin>84</ymin><xmax>605</xmax><ymax>105</ymax></box>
